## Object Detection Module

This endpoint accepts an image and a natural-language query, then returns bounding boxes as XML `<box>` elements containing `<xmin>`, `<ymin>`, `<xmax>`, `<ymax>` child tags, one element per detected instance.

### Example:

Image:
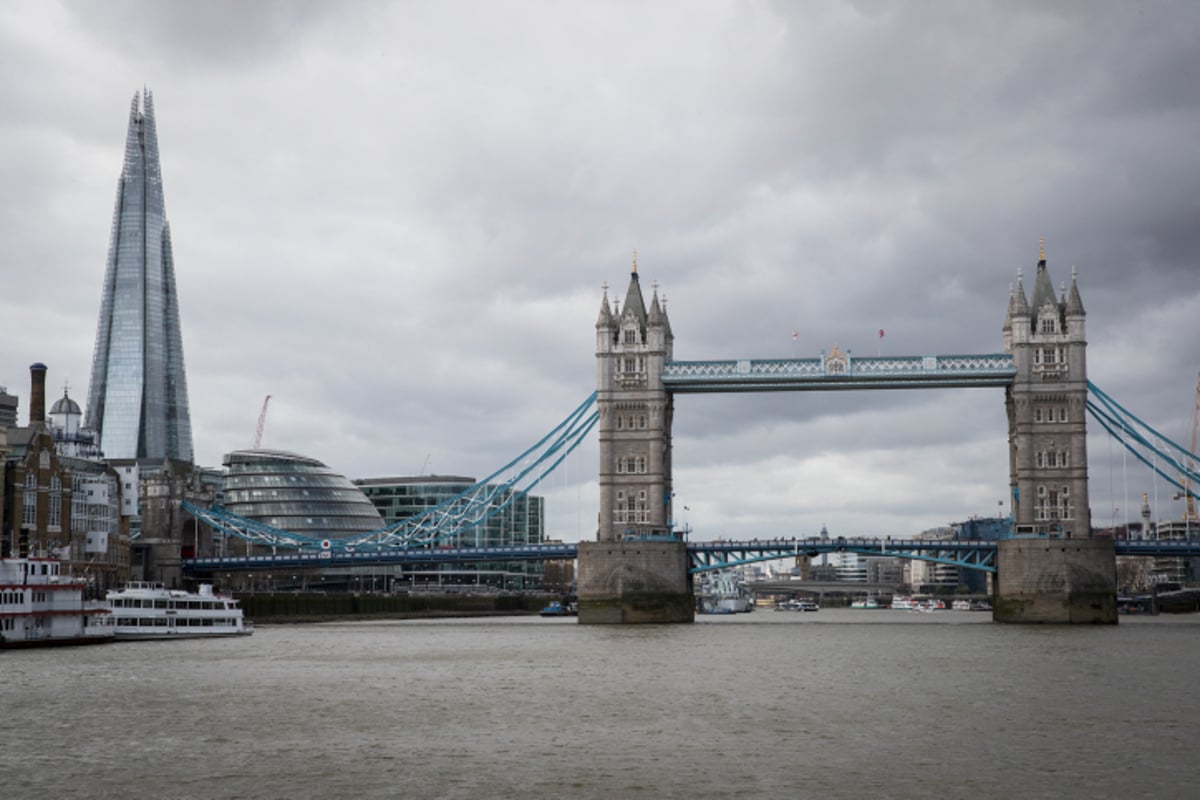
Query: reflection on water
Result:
<box><xmin>4</xmin><ymin>610</ymin><xmax>1197</xmax><ymax>799</ymax></box>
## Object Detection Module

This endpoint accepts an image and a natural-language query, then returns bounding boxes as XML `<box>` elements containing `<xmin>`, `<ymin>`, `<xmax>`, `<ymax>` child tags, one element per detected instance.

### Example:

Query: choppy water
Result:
<box><xmin>3</xmin><ymin>609</ymin><xmax>1198</xmax><ymax>799</ymax></box>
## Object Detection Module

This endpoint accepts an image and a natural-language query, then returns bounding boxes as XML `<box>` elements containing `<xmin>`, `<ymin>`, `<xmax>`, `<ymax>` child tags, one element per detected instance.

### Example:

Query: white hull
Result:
<box><xmin>106</xmin><ymin>582</ymin><xmax>252</xmax><ymax>641</ymax></box>
<box><xmin>114</xmin><ymin>627</ymin><xmax>254</xmax><ymax>641</ymax></box>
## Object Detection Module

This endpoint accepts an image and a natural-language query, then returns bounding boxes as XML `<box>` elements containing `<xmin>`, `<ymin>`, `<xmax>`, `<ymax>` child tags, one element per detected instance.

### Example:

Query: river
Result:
<box><xmin>4</xmin><ymin>609</ymin><xmax>1197</xmax><ymax>799</ymax></box>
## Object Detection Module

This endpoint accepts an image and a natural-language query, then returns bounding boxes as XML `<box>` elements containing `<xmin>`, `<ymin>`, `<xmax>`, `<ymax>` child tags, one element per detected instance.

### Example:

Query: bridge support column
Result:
<box><xmin>576</xmin><ymin>541</ymin><xmax>694</xmax><ymax>624</ymax></box>
<box><xmin>993</xmin><ymin>538</ymin><xmax>1117</xmax><ymax>623</ymax></box>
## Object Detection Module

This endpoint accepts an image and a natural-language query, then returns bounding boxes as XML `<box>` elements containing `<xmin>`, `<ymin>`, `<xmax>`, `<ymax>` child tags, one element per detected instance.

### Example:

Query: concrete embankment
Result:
<box><xmin>236</xmin><ymin>592</ymin><xmax>549</xmax><ymax>623</ymax></box>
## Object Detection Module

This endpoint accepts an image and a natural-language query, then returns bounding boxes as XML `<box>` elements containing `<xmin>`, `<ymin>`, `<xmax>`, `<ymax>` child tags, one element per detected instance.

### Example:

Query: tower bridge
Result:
<box><xmin>580</xmin><ymin>246</ymin><xmax>1105</xmax><ymax>624</ymax></box>
<box><xmin>184</xmin><ymin>246</ymin><xmax>1200</xmax><ymax>625</ymax></box>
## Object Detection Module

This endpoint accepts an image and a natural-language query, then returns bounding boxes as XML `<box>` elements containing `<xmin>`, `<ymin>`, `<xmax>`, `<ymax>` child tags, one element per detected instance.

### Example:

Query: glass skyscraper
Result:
<box><xmin>85</xmin><ymin>90</ymin><xmax>193</xmax><ymax>462</ymax></box>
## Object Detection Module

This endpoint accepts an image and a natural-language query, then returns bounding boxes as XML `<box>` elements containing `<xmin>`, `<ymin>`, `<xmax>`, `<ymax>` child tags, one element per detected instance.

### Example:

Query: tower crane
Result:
<box><xmin>252</xmin><ymin>395</ymin><xmax>272</xmax><ymax>449</ymax></box>
<box><xmin>1173</xmin><ymin>373</ymin><xmax>1199</xmax><ymax>522</ymax></box>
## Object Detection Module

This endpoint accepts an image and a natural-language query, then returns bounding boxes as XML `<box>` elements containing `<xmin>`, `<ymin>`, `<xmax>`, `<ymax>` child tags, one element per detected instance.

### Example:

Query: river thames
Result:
<box><xmin>5</xmin><ymin>610</ymin><xmax>1198</xmax><ymax>799</ymax></box>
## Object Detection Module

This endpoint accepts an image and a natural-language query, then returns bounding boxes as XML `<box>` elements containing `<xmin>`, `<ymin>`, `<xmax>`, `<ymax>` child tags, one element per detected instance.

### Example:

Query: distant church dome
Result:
<box><xmin>50</xmin><ymin>392</ymin><xmax>82</xmax><ymax>416</ymax></box>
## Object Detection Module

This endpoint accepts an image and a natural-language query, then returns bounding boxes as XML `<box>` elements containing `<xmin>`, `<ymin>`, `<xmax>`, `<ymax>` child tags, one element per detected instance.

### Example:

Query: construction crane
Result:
<box><xmin>1173</xmin><ymin>373</ymin><xmax>1199</xmax><ymax>522</ymax></box>
<box><xmin>252</xmin><ymin>395</ymin><xmax>272</xmax><ymax>449</ymax></box>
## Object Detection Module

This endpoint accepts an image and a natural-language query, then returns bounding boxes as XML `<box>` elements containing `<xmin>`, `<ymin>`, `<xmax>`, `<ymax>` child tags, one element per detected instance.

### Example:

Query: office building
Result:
<box><xmin>84</xmin><ymin>89</ymin><xmax>193</xmax><ymax>463</ymax></box>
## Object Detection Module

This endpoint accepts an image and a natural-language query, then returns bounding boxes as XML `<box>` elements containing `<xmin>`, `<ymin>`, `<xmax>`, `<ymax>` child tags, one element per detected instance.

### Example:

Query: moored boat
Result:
<box><xmin>0</xmin><ymin>556</ymin><xmax>115</xmax><ymax>649</ymax></box>
<box><xmin>105</xmin><ymin>582</ymin><xmax>252</xmax><ymax>640</ymax></box>
<box><xmin>538</xmin><ymin>600</ymin><xmax>577</xmax><ymax>617</ymax></box>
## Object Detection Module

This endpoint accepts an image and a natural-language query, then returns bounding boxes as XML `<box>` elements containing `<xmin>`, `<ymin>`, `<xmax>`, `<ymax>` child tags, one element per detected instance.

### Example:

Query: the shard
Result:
<box><xmin>85</xmin><ymin>90</ymin><xmax>193</xmax><ymax>462</ymax></box>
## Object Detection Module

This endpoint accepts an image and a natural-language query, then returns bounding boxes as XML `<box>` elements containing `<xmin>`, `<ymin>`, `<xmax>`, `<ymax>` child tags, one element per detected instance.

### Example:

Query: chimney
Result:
<box><xmin>29</xmin><ymin>362</ymin><xmax>47</xmax><ymax>427</ymax></box>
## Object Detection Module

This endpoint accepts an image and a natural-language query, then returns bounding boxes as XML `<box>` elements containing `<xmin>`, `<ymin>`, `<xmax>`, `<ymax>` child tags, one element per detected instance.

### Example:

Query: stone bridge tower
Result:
<box><xmin>594</xmin><ymin>259</ymin><xmax>674</xmax><ymax>541</ymax></box>
<box><xmin>577</xmin><ymin>257</ymin><xmax>692</xmax><ymax>623</ymax></box>
<box><xmin>1004</xmin><ymin>243</ymin><xmax>1091</xmax><ymax>538</ymax></box>
<box><xmin>997</xmin><ymin>243</ymin><xmax>1116</xmax><ymax>623</ymax></box>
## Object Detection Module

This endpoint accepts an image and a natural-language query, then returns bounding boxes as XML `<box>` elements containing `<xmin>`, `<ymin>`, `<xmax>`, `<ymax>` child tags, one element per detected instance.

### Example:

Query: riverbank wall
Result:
<box><xmin>236</xmin><ymin>592</ymin><xmax>548</xmax><ymax>622</ymax></box>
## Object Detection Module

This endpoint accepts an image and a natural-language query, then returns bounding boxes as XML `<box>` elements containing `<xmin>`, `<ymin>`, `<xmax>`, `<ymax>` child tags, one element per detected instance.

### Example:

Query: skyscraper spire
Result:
<box><xmin>85</xmin><ymin>90</ymin><xmax>193</xmax><ymax>462</ymax></box>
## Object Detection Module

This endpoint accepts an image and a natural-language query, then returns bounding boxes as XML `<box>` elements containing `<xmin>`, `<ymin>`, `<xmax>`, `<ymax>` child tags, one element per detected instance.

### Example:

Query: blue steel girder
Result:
<box><xmin>687</xmin><ymin>538</ymin><xmax>998</xmax><ymax>574</ymax></box>
<box><xmin>181</xmin><ymin>394</ymin><xmax>599</xmax><ymax>554</ymax></box>
<box><xmin>1114</xmin><ymin>540</ymin><xmax>1200</xmax><ymax>557</ymax></box>
<box><xmin>182</xmin><ymin>501</ymin><xmax>322</xmax><ymax>548</ymax></box>
<box><xmin>662</xmin><ymin>354</ymin><xmax>1016</xmax><ymax>392</ymax></box>
<box><xmin>184</xmin><ymin>542</ymin><xmax>581</xmax><ymax>572</ymax></box>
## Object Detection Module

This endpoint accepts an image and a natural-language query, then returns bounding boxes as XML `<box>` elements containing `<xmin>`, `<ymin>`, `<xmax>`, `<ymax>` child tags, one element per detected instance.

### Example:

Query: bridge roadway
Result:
<box><xmin>182</xmin><ymin>535</ymin><xmax>1200</xmax><ymax>575</ymax></box>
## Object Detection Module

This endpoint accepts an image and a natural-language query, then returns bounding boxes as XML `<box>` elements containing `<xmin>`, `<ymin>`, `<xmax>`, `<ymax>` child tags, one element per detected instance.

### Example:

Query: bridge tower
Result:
<box><xmin>577</xmin><ymin>256</ymin><xmax>693</xmax><ymax>623</ymax></box>
<box><xmin>997</xmin><ymin>243</ymin><xmax>1116</xmax><ymax>622</ymax></box>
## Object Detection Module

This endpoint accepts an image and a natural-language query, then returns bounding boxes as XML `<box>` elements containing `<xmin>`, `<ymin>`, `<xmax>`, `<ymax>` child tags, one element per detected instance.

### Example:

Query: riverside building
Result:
<box><xmin>84</xmin><ymin>89</ymin><xmax>193</xmax><ymax>463</ymax></box>
<box><xmin>354</xmin><ymin>476</ymin><xmax>546</xmax><ymax>590</ymax></box>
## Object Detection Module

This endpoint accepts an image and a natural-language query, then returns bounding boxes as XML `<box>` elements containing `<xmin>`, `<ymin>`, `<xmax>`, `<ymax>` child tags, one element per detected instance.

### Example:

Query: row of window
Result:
<box><xmin>1033</xmin><ymin>406</ymin><xmax>1069</xmax><ymax>423</ymax></box>
<box><xmin>616</xmin><ymin>456</ymin><xmax>648</xmax><ymax>474</ymax></box>
<box><xmin>1</xmin><ymin>590</ymin><xmax>49</xmax><ymax>604</ymax></box>
<box><xmin>1035</xmin><ymin>450</ymin><xmax>1071</xmax><ymax>468</ymax></box>
<box><xmin>114</xmin><ymin>617</ymin><xmax>239</xmax><ymax>627</ymax></box>
<box><xmin>1034</xmin><ymin>501</ymin><xmax>1075</xmax><ymax>521</ymax></box>
<box><xmin>619</xmin><ymin>357</ymin><xmax>646</xmax><ymax>374</ymax></box>
<box><xmin>615</xmin><ymin>414</ymin><xmax>648</xmax><ymax>430</ymax></box>
<box><xmin>110</xmin><ymin>598</ymin><xmax>232</xmax><ymax>610</ymax></box>
<box><xmin>1034</xmin><ymin>347</ymin><xmax>1067</xmax><ymax>366</ymax></box>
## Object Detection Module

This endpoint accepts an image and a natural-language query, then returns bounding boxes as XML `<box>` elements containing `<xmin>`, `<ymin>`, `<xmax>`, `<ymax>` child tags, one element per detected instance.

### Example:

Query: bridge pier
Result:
<box><xmin>576</xmin><ymin>541</ymin><xmax>694</xmax><ymax>624</ymax></box>
<box><xmin>993</xmin><ymin>538</ymin><xmax>1117</xmax><ymax>623</ymax></box>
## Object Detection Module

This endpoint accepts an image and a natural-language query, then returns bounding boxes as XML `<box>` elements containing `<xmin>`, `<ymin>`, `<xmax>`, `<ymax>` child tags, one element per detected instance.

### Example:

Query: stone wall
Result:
<box><xmin>577</xmin><ymin>540</ymin><xmax>694</xmax><ymax>624</ymax></box>
<box><xmin>994</xmin><ymin>538</ymin><xmax>1117</xmax><ymax>623</ymax></box>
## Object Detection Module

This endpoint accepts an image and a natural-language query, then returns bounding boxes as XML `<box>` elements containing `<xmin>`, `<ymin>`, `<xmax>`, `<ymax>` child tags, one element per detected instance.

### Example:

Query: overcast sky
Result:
<box><xmin>2</xmin><ymin>1</ymin><xmax>1198</xmax><ymax>541</ymax></box>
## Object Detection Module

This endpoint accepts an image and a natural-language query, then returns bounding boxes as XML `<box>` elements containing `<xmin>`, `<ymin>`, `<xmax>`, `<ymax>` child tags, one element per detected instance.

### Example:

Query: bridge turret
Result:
<box><xmin>1005</xmin><ymin>242</ymin><xmax>1090</xmax><ymax>540</ymax></box>
<box><xmin>595</xmin><ymin>255</ymin><xmax>674</xmax><ymax>542</ymax></box>
<box><xmin>1065</xmin><ymin>266</ymin><xmax>1086</xmax><ymax>343</ymax></box>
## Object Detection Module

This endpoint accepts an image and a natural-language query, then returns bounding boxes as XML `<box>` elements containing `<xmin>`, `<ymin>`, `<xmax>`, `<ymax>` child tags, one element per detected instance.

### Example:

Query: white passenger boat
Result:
<box><xmin>0</xmin><ymin>556</ymin><xmax>115</xmax><ymax>649</ymax></box>
<box><xmin>106</xmin><ymin>582</ymin><xmax>253</xmax><ymax>640</ymax></box>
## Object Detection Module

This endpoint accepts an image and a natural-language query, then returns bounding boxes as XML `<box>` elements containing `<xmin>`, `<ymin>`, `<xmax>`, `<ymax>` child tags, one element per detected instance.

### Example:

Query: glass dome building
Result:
<box><xmin>221</xmin><ymin>449</ymin><xmax>384</xmax><ymax>539</ymax></box>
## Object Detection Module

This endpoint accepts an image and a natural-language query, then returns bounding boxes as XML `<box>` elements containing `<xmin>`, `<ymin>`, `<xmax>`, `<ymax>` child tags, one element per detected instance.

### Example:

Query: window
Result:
<box><xmin>48</xmin><ymin>475</ymin><xmax>61</xmax><ymax>529</ymax></box>
<box><xmin>1034</xmin><ymin>407</ymin><xmax>1043</xmax><ymax>423</ymax></box>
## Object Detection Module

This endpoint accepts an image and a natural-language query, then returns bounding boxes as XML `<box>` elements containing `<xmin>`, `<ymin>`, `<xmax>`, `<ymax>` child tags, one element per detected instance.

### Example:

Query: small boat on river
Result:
<box><xmin>538</xmin><ymin>600</ymin><xmax>577</xmax><ymax>617</ymax></box>
<box><xmin>105</xmin><ymin>582</ymin><xmax>253</xmax><ymax>640</ymax></box>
